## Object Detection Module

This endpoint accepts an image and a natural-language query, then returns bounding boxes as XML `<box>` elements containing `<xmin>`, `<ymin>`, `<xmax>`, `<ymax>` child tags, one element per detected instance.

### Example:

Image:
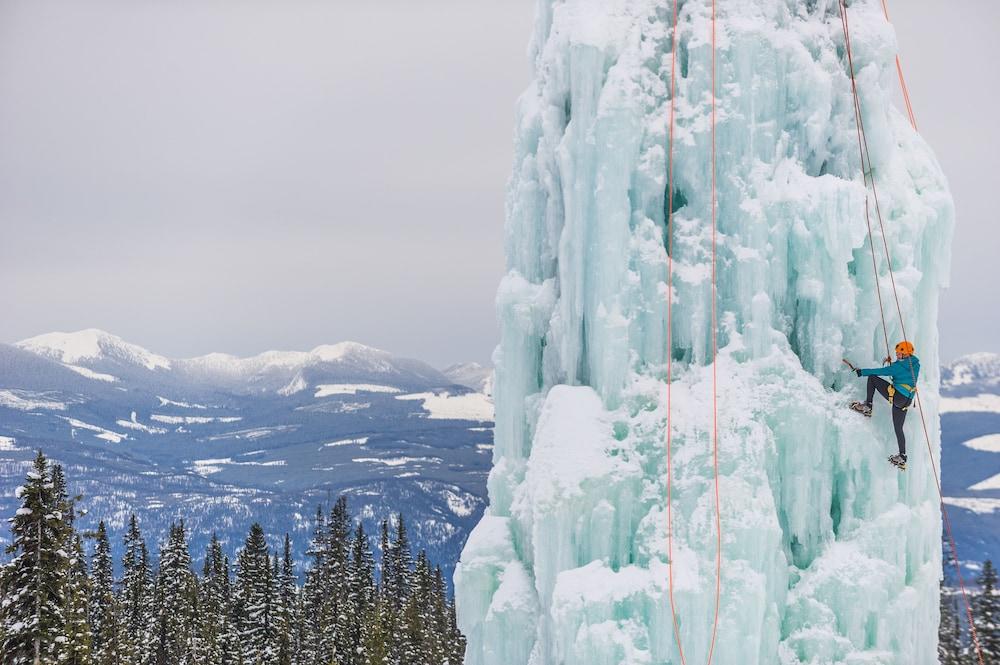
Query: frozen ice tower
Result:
<box><xmin>455</xmin><ymin>0</ymin><xmax>954</xmax><ymax>663</ymax></box>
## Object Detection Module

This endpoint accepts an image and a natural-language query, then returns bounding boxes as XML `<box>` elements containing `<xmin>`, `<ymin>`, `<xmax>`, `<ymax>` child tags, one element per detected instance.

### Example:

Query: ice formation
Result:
<box><xmin>455</xmin><ymin>1</ymin><xmax>953</xmax><ymax>663</ymax></box>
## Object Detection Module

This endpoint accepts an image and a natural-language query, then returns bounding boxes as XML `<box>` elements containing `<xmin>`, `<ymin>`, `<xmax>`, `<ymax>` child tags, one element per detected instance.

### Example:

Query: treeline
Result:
<box><xmin>0</xmin><ymin>451</ymin><xmax>465</xmax><ymax>665</ymax></box>
<box><xmin>939</xmin><ymin>559</ymin><xmax>1000</xmax><ymax>662</ymax></box>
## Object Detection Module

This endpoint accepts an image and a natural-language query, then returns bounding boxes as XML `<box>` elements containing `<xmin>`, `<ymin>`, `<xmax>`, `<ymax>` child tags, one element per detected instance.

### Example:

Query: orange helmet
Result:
<box><xmin>895</xmin><ymin>340</ymin><xmax>915</xmax><ymax>357</ymax></box>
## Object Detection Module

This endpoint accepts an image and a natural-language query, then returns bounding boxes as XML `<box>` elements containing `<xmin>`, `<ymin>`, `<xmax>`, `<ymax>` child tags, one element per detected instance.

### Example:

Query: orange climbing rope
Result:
<box><xmin>665</xmin><ymin>1</ymin><xmax>723</xmax><ymax>663</ymax></box>
<box><xmin>839</xmin><ymin>3</ymin><xmax>984</xmax><ymax>663</ymax></box>
<box><xmin>879</xmin><ymin>0</ymin><xmax>918</xmax><ymax>131</ymax></box>
<box><xmin>707</xmin><ymin>2</ymin><xmax>723</xmax><ymax>663</ymax></box>
<box><xmin>664</xmin><ymin>0</ymin><xmax>685</xmax><ymax>659</ymax></box>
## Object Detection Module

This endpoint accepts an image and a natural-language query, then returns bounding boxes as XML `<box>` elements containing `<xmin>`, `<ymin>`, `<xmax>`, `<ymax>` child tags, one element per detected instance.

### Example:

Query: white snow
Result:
<box><xmin>278</xmin><ymin>373</ymin><xmax>308</xmax><ymax>396</ymax></box>
<box><xmin>352</xmin><ymin>456</ymin><xmax>438</xmax><ymax>467</ymax></box>
<box><xmin>190</xmin><ymin>457</ymin><xmax>286</xmax><ymax>476</ymax></box>
<box><xmin>942</xmin><ymin>497</ymin><xmax>1000</xmax><ymax>515</ymax></box>
<box><xmin>15</xmin><ymin>508</ymin><xmax>31</xmax><ymax>516</ymax></box>
<box><xmin>17</xmin><ymin>329</ymin><xmax>170</xmax><ymax>370</ymax></box>
<box><xmin>60</xmin><ymin>417</ymin><xmax>126</xmax><ymax>444</ymax></box>
<box><xmin>323</xmin><ymin>437</ymin><xmax>369</xmax><ymax>448</ymax></box>
<box><xmin>0</xmin><ymin>390</ymin><xmax>67</xmax><ymax>411</ymax></box>
<box><xmin>157</xmin><ymin>396</ymin><xmax>208</xmax><ymax>409</ymax></box>
<box><xmin>943</xmin><ymin>352</ymin><xmax>1000</xmax><ymax>390</ymax></box>
<box><xmin>442</xmin><ymin>488</ymin><xmax>479</xmax><ymax>517</ymax></box>
<box><xmin>969</xmin><ymin>474</ymin><xmax>1000</xmax><ymax>492</ymax></box>
<box><xmin>395</xmin><ymin>391</ymin><xmax>494</xmax><ymax>421</ymax></box>
<box><xmin>63</xmin><ymin>365</ymin><xmax>118</xmax><ymax>382</ymax></box>
<box><xmin>206</xmin><ymin>426</ymin><xmax>296</xmax><ymax>442</ymax></box>
<box><xmin>962</xmin><ymin>434</ymin><xmax>1000</xmax><ymax>453</ymax></box>
<box><xmin>116</xmin><ymin>415</ymin><xmax>168</xmax><ymax>435</ymax></box>
<box><xmin>314</xmin><ymin>384</ymin><xmax>402</xmax><ymax>397</ymax></box>
<box><xmin>312</xmin><ymin>341</ymin><xmax>390</xmax><ymax>365</ymax></box>
<box><xmin>940</xmin><ymin>394</ymin><xmax>1000</xmax><ymax>414</ymax></box>
<box><xmin>180</xmin><ymin>341</ymin><xmax>397</xmax><ymax>384</ymax></box>
<box><xmin>0</xmin><ymin>436</ymin><xmax>22</xmax><ymax>452</ymax></box>
<box><xmin>151</xmin><ymin>414</ymin><xmax>242</xmax><ymax>424</ymax></box>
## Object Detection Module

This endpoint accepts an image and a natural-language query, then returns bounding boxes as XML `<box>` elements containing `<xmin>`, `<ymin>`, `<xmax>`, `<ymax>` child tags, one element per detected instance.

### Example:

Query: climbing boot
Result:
<box><xmin>888</xmin><ymin>454</ymin><xmax>907</xmax><ymax>471</ymax></box>
<box><xmin>849</xmin><ymin>401</ymin><xmax>872</xmax><ymax>417</ymax></box>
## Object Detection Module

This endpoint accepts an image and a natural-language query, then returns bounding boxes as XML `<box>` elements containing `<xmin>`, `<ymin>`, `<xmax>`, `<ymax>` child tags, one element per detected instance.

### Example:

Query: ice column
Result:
<box><xmin>456</xmin><ymin>1</ymin><xmax>954</xmax><ymax>663</ymax></box>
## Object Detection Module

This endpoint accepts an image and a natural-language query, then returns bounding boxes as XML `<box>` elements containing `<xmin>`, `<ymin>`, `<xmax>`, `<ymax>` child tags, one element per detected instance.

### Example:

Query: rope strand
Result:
<box><xmin>665</xmin><ymin>0</ymin><xmax>686</xmax><ymax>660</ymax></box>
<box><xmin>839</xmin><ymin>3</ymin><xmax>983</xmax><ymax>662</ymax></box>
<box><xmin>665</xmin><ymin>2</ymin><xmax>723</xmax><ymax>663</ymax></box>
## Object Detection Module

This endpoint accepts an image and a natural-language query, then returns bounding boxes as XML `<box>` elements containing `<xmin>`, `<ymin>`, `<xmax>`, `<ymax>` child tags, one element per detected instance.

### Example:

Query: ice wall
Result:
<box><xmin>455</xmin><ymin>1</ymin><xmax>954</xmax><ymax>664</ymax></box>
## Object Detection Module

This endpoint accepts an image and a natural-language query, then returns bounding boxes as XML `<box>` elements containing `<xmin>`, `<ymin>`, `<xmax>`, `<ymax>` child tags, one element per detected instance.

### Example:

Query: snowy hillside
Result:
<box><xmin>456</xmin><ymin>1</ymin><xmax>953</xmax><ymax>664</ymax></box>
<box><xmin>940</xmin><ymin>353</ymin><xmax>1000</xmax><ymax>573</ymax></box>
<box><xmin>0</xmin><ymin>331</ymin><xmax>494</xmax><ymax>578</ymax></box>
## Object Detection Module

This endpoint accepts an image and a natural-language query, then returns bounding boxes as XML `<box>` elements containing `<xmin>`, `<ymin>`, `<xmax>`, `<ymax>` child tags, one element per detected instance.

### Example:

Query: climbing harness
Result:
<box><xmin>665</xmin><ymin>1</ymin><xmax>723</xmax><ymax>664</ymax></box>
<box><xmin>839</xmin><ymin>1</ymin><xmax>985</xmax><ymax>662</ymax></box>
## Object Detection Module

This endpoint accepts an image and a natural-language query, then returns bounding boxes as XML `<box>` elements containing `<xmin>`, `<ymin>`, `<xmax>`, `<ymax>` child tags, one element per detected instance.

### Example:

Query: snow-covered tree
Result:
<box><xmin>975</xmin><ymin>559</ymin><xmax>1000</xmax><ymax>660</ymax></box>
<box><xmin>938</xmin><ymin>582</ymin><xmax>962</xmax><ymax>664</ymax></box>
<box><xmin>197</xmin><ymin>533</ymin><xmax>230</xmax><ymax>664</ymax></box>
<box><xmin>233</xmin><ymin>523</ymin><xmax>276</xmax><ymax>664</ymax></box>
<box><xmin>89</xmin><ymin>521</ymin><xmax>121</xmax><ymax>665</ymax></box>
<box><xmin>119</xmin><ymin>515</ymin><xmax>153</xmax><ymax>665</ymax></box>
<box><xmin>151</xmin><ymin>522</ymin><xmax>198</xmax><ymax>664</ymax></box>
<box><xmin>1</xmin><ymin>452</ymin><xmax>73</xmax><ymax>665</ymax></box>
<box><xmin>275</xmin><ymin>535</ymin><xmax>296</xmax><ymax>665</ymax></box>
<box><xmin>63</xmin><ymin>533</ymin><xmax>93</xmax><ymax>664</ymax></box>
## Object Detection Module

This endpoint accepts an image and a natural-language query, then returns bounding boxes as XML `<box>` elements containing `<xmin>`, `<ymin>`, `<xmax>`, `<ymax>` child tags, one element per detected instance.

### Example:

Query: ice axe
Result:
<box><xmin>842</xmin><ymin>358</ymin><xmax>859</xmax><ymax>373</ymax></box>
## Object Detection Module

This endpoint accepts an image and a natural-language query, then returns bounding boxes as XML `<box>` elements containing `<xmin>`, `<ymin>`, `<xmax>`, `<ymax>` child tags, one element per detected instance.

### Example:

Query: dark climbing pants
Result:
<box><xmin>865</xmin><ymin>376</ymin><xmax>912</xmax><ymax>456</ymax></box>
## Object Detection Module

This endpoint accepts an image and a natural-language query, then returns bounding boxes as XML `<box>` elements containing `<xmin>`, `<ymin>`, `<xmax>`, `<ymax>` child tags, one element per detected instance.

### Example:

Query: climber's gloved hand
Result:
<box><xmin>855</xmin><ymin>368</ymin><xmax>862</xmax><ymax>377</ymax></box>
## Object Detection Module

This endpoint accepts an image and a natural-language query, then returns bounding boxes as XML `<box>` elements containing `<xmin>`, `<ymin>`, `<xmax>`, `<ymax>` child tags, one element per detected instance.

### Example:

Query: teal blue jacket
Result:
<box><xmin>859</xmin><ymin>355</ymin><xmax>921</xmax><ymax>399</ymax></box>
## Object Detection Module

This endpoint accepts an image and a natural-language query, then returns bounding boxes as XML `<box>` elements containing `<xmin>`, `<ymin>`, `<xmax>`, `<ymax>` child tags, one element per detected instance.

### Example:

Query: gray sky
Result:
<box><xmin>0</xmin><ymin>0</ymin><xmax>993</xmax><ymax>367</ymax></box>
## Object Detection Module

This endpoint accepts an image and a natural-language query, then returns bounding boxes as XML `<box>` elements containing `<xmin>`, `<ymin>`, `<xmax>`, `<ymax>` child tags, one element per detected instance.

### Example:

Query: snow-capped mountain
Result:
<box><xmin>0</xmin><ymin>330</ymin><xmax>494</xmax><ymax>579</ymax></box>
<box><xmin>17</xmin><ymin>329</ymin><xmax>172</xmax><ymax>373</ymax></box>
<box><xmin>942</xmin><ymin>352</ymin><xmax>1000</xmax><ymax>397</ymax></box>
<box><xmin>442</xmin><ymin>362</ymin><xmax>493</xmax><ymax>395</ymax></box>
<box><xmin>940</xmin><ymin>352</ymin><xmax>1000</xmax><ymax>573</ymax></box>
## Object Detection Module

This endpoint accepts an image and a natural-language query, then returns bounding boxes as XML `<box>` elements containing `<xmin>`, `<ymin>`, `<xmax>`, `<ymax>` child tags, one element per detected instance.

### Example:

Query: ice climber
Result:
<box><xmin>845</xmin><ymin>341</ymin><xmax>921</xmax><ymax>470</ymax></box>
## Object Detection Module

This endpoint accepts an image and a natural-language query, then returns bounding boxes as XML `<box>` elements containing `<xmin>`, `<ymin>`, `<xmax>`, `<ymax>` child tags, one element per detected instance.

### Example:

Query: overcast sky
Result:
<box><xmin>0</xmin><ymin>0</ymin><xmax>993</xmax><ymax>367</ymax></box>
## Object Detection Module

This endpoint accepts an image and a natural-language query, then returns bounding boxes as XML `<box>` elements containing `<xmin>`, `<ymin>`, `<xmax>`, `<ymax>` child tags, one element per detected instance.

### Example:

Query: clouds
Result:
<box><xmin>0</xmin><ymin>0</ymin><xmax>992</xmax><ymax>365</ymax></box>
<box><xmin>0</xmin><ymin>0</ymin><xmax>533</xmax><ymax>365</ymax></box>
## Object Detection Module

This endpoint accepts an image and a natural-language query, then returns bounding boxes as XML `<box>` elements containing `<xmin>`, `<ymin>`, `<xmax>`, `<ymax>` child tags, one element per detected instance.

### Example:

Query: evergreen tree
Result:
<box><xmin>975</xmin><ymin>559</ymin><xmax>1000</xmax><ymax>660</ymax></box>
<box><xmin>90</xmin><ymin>522</ymin><xmax>121</xmax><ymax>664</ymax></box>
<box><xmin>119</xmin><ymin>515</ymin><xmax>153</xmax><ymax>665</ymax></box>
<box><xmin>299</xmin><ymin>507</ymin><xmax>327</xmax><ymax>665</ymax></box>
<box><xmin>64</xmin><ymin>533</ymin><xmax>93</xmax><ymax>664</ymax></box>
<box><xmin>1</xmin><ymin>452</ymin><xmax>72</xmax><ymax>665</ymax></box>
<box><xmin>0</xmin><ymin>458</ymin><xmax>468</xmax><ymax>665</ymax></box>
<box><xmin>276</xmin><ymin>535</ymin><xmax>296</xmax><ymax>665</ymax></box>
<box><xmin>197</xmin><ymin>534</ymin><xmax>230</xmax><ymax>664</ymax></box>
<box><xmin>938</xmin><ymin>581</ymin><xmax>962</xmax><ymax>665</ymax></box>
<box><xmin>233</xmin><ymin>523</ymin><xmax>276</xmax><ymax>664</ymax></box>
<box><xmin>152</xmin><ymin>522</ymin><xmax>198</xmax><ymax>664</ymax></box>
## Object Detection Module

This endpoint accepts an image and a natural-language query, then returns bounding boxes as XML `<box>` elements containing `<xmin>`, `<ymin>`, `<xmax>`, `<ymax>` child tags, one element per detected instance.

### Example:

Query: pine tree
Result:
<box><xmin>89</xmin><ymin>521</ymin><xmax>121</xmax><ymax>664</ymax></box>
<box><xmin>119</xmin><ymin>515</ymin><xmax>153</xmax><ymax>665</ymax></box>
<box><xmin>938</xmin><ymin>581</ymin><xmax>962</xmax><ymax>665</ymax></box>
<box><xmin>0</xmin><ymin>459</ymin><xmax>469</xmax><ymax>665</ymax></box>
<box><xmin>386</xmin><ymin>515</ymin><xmax>413</xmax><ymax>658</ymax></box>
<box><xmin>152</xmin><ymin>522</ymin><xmax>198</xmax><ymax>664</ymax></box>
<box><xmin>233</xmin><ymin>523</ymin><xmax>277</xmax><ymax>664</ymax></box>
<box><xmin>299</xmin><ymin>507</ymin><xmax>327</xmax><ymax>665</ymax></box>
<box><xmin>1</xmin><ymin>452</ymin><xmax>73</xmax><ymax>665</ymax></box>
<box><xmin>197</xmin><ymin>534</ymin><xmax>229</xmax><ymax>664</ymax></box>
<box><xmin>400</xmin><ymin>550</ymin><xmax>433</xmax><ymax>665</ymax></box>
<box><xmin>64</xmin><ymin>533</ymin><xmax>93</xmax><ymax>664</ymax></box>
<box><xmin>975</xmin><ymin>559</ymin><xmax>1000</xmax><ymax>660</ymax></box>
<box><xmin>276</xmin><ymin>535</ymin><xmax>296</xmax><ymax>665</ymax></box>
